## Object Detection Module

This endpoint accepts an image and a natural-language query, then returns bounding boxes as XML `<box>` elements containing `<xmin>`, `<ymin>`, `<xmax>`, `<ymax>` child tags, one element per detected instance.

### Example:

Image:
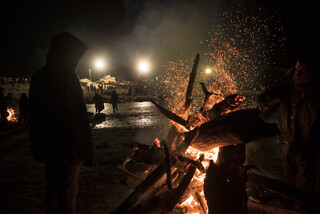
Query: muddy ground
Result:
<box><xmin>0</xmin><ymin>97</ymin><xmax>301</xmax><ymax>214</ymax></box>
<box><xmin>0</xmin><ymin>125</ymin><xmax>160</xmax><ymax>214</ymax></box>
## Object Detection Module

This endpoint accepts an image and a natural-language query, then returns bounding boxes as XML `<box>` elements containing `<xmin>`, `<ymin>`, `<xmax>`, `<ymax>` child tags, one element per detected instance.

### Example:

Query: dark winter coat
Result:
<box><xmin>111</xmin><ymin>91</ymin><xmax>118</xmax><ymax>105</ymax></box>
<box><xmin>29</xmin><ymin>32</ymin><xmax>96</xmax><ymax>166</ymax></box>
<box><xmin>92</xmin><ymin>93</ymin><xmax>104</xmax><ymax>112</ymax></box>
<box><xmin>258</xmin><ymin>67</ymin><xmax>320</xmax><ymax>157</ymax></box>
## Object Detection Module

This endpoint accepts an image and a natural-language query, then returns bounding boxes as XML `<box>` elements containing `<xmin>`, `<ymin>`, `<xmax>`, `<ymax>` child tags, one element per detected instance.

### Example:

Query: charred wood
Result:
<box><xmin>163</xmin><ymin>141</ymin><xmax>172</xmax><ymax>189</ymax></box>
<box><xmin>175</xmin><ymin>155</ymin><xmax>205</xmax><ymax>172</ymax></box>
<box><xmin>190</xmin><ymin>109</ymin><xmax>280</xmax><ymax>151</ymax></box>
<box><xmin>206</xmin><ymin>93</ymin><xmax>244</xmax><ymax>120</ymax></box>
<box><xmin>151</xmin><ymin>100</ymin><xmax>188</xmax><ymax>129</ymax></box>
<box><xmin>199</xmin><ymin>82</ymin><xmax>214</xmax><ymax>116</ymax></box>
<box><xmin>181</xmin><ymin>53</ymin><xmax>200</xmax><ymax>113</ymax></box>
<box><xmin>130</xmin><ymin>142</ymin><xmax>165</xmax><ymax>164</ymax></box>
<box><xmin>112</xmin><ymin>162</ymin><xmax>167</xmax><ymax>214</ymax></box>
<box><xmin>194</xmin><ymin>191</ymin><xmax>208</xmax><ymax>214</ymax></box>
<box><xmin>163</xmin><ymin>164</ymin><xmax>197</xmax><ymax>212</ymax></box>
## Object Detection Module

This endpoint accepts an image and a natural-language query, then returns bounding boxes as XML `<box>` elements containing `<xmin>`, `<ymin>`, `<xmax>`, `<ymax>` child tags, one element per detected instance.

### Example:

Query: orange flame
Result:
<box><xmin>178</xmin><ymin>147</ymin><xmax>219</xmax><ymax>213</ymax></box>
<box><xmin>7</xmin><ymin>108</ymin><xmax>18</xmax><ymax>122</ymax></box>
<box><xmin>180</xmin><ymin>195</ymin><xmax>199</xmax><ymax>208</ymax></box>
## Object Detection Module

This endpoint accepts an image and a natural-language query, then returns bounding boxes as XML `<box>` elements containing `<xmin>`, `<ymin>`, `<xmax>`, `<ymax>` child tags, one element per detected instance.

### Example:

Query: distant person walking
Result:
<box><xmin>29</xmin><ymin>32</ymin><xmax>96</xmax><ymax>214</ymax></box>
<box><xmin>18</xmin><ymin>93</ymin><xmax>29</xmax><ymax>125</ymax></box>
<box><xmin>111</xmin><ymin>90</ymin><xmax>118</xmax><ymax>114</ymax></box>
<box><xmin>0</xmin><ymin>87</ymin><xmax>8</xmax><ymax>125</ymax></box>
<box><xmin>92</xmin><ymin>92</ymin><xmax>104</xmax><ymax>114</ymax></box>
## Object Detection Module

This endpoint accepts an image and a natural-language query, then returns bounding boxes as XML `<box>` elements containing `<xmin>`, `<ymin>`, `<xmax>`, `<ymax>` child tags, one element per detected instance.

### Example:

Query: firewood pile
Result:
<box><xmin>112</xmin><ymin>54</ymin><xmax>280</xmax><ymax>214</ymax></box>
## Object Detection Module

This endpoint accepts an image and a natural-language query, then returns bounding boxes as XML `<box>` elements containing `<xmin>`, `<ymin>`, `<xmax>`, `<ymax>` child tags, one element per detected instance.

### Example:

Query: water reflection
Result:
<box><xmin>87</xmin><ymin>101</ymin><xmax>168</xmax><ymax>129</ymax></box>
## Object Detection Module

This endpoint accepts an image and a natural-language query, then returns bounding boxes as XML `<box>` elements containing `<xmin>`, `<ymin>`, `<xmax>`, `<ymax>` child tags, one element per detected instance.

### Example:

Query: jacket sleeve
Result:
<box><xmin>65</xmin><ymin>74</ymin><xmax>96</xmax><ymax>166</ymax></box>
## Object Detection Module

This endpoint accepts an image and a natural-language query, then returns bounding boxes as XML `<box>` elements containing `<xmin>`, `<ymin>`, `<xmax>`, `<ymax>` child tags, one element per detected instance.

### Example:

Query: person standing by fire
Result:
<box><xmin>111</xmin><ymin>89</ymin><xmax>119</xmax><ymax>114</ymax></box>
<box><xmin>258</xmin><ymin>51</ymin><xmax>320</xmax><ymax>212</ymax></box>
<box><xmin>29</xmin><ymin>32</ymin><xmax>96</xmax><ymax>214</ymax></box>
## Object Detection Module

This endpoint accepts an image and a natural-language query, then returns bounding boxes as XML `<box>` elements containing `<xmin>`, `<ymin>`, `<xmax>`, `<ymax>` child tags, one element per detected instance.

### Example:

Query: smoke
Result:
<box><xmin>112</xmin><ymin>0</ymin><xmax>230</xmax><ymax>80</ymax></box>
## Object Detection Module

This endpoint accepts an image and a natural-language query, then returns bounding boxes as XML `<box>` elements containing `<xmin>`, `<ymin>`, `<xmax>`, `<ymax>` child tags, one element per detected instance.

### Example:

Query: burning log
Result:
<box><xmin>113</xmin><ymin>132</ymin><xmax>200</xmax><ymax>213</ymax></box>
<box><xmin>152</xmin><ymin>92</ymin><xmax>246</xmax><ymax>131</ymax></box>
<box><xmin>175</xmin><ymin>155</ymin><xmax>205</xmax><ymax>172</ymax></box>
<box><xmin>115</xmin><ymin>53</ymin><xmax>266</xmax><ymax>214</ymax></box>
<box><xmin>194</xmin><ymin>191</ymin><xmax>208</xmax><ymax>214</ymax></box>
<box><xmin>190</xmin><ymin>108</ymin><xmax>280</xmax><ymax>151</ymax></box>
<box><xmin>206</xmin><ymin>93</ymin><xmax>245</xmax><ymax>119</ymax></box>
<box><xmin>163</xmin><ymin>141</ymin><xmax>172</xmax><ymax>189</ymax></box>
<box><xmin>163</xmin><ymin>163</ymin><xmax>197</xmax><ymax>212</ymax></box>
<box><xmin>129</xmin><ymin>142</ymin><xmax>165</xmax><ymax>165</ymax></box>
<box><xmin>112</xmin><ymin>161</ymin><xmax>169</xmax><ymax>214</ymax></box>
<box><xmin>127</xmin><ymin>163</ymin><xmax>200</xmax><ymax>213</ymax></box>
<box><xmin>151</xmin><ymin>100</ymin><xmax>188</xmax><ymax>129</ymax></box>
<box><xmin>199</xmin><ymin>82</ymin><xmax>214</xmax><ymax>116</ymax></box>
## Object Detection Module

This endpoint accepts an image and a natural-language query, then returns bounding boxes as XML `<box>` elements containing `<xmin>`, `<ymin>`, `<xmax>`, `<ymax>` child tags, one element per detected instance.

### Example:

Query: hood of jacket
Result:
<box><xmin>46</xmin><ymin>32</ymin><xmax>88</xmax><ymax>71</ymax></box>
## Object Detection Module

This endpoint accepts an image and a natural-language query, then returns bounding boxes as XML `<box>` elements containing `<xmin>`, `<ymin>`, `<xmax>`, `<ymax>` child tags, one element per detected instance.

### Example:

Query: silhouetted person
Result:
<box><xmin>204</xmin><ymin>145</ymin><xmax>247</xmax><ymax>214</ymax></box>
<box><xmin>29</xmin><ymin>32</ymin><xmax>96</xmax><ymax>214</ymax></box>
<box><xmin>92</xmin><ymin>92</ymin><xmax>104</xmax><ymax>114</ymax></box>
<box><xmin>98</xmin><ymin>84</ymin><xmax>103</xmax><ymax>93</ymax></box>
<box><xmin>0</xmin><ymin>87</ymin><xmax>8</xmax><ymax>125</ymax></box>
<box><xmin>18</xmin><ymin>93</ymin><xmax>29</xmax><ymax>125</ymax></box>
<box><xmin>258</xmin><ymin>51</ymin><xmax>320</xmax><ymax>212</ymax></box>
<box><xmin>111</xmin><ymin>90</ymin><xmax>118</xmax><ymax>113</ymax></box>
<box><xmin>128</xmin><ymin>86</ymin><xmax>132</xmax><ymax>96</ymax></box>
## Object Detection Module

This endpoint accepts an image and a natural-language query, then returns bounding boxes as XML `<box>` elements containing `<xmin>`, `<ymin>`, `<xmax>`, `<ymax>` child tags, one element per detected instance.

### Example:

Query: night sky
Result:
<box><xmin>2</xmin><ymin>0</ymin><xmax>319</xmax><ymax>81</ymax></box>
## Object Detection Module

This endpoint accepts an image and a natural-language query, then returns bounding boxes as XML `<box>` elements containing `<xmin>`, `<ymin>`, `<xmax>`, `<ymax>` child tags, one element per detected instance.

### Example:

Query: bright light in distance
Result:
<box><xmin>138</xmin><ymin>60</ymin><xmax>150</xmax><ymax>73</ymax></box>
<box><xmin>206</xmin><ymin>68</ymin><xmax>211</xmax><ymax>74</ymax></box>
<box><xmin>94</xmin><ymin>59</ymin><xmax>105</xmax><ymax>70</ymax></box>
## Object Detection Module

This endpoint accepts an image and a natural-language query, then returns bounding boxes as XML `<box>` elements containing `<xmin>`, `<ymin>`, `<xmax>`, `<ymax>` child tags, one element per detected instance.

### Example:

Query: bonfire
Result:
<box><xmin>112</xmin><ymin>54</ymin><xmax>279</xmax><ymax>214</ymax></box>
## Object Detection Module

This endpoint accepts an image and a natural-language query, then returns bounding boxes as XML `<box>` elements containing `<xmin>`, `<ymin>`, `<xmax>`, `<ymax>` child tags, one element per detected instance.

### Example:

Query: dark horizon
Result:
<box><xmin>2</xmin><ymin>0</ymin><xmax>319</xmax><ymax>82</ymax></box>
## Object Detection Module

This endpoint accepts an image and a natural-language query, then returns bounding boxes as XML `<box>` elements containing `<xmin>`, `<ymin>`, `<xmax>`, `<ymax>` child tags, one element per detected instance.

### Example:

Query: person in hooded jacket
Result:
<box><xmin>29</xmin><ymin>32</ymin><xmax>96</xmax><ymax>214</ymax></box>
<box><xmin>111</xmin><ymin>90</ymin><xmax>118</xmax><ymax>113</ymax></box>
<box><xmin>258</xmin><ymin>51</ymin><xmax>320</xmax><ymax>212</ymax></box>
<box><xmin>92</xmin><ymin>91</ymin><xmax>104</xmax><ymax>114</ymax></box>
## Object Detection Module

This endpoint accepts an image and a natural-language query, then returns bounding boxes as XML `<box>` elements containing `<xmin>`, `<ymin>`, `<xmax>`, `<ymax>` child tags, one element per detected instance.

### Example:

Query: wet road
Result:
<box><xmin>87</xmin><ymin>100</ymin><xmax>285</xmax><ymax>180</ymax></box>
<box><xmin>87</xmin><ymin>101</ymin><xmax>170</xmax><ymax>129</ymax></box>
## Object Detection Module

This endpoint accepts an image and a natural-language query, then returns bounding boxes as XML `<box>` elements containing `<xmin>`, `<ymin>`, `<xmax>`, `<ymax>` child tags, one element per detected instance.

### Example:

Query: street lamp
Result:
<box><xmin>205</xmin><ymin>68</ymin><xmax>211</xmax><ymax>74</ymax></box>
<box><xmin>88</xmin><ymin>68</ymin><xmax>92</xmax><ymax>81</ymax></box>
<box><xmin>91</xmin><ymin>58</ymin><xmax>105</xmax><ymax>81</ymax></box>
<box><xmin>137</xmin><ymin>60</ymin><xmax>150</xmax><ymax>74</ymax></box>
<box><xmin>94</xmin><ymin>58</ymin><xmax>105</xmax><ymax>70</ymax></box>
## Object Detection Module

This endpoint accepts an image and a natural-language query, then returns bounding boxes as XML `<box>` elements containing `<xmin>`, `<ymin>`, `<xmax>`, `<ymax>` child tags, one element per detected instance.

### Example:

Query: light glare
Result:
<box><xmin>95</xmin><ymin>59</ymin><xmax>105</xmax><ymax>70</ymax></box>
<box><xmin>138</xmin><ymin>61</ymin><xmax>150</xmax><ymax>73</ymax></box>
